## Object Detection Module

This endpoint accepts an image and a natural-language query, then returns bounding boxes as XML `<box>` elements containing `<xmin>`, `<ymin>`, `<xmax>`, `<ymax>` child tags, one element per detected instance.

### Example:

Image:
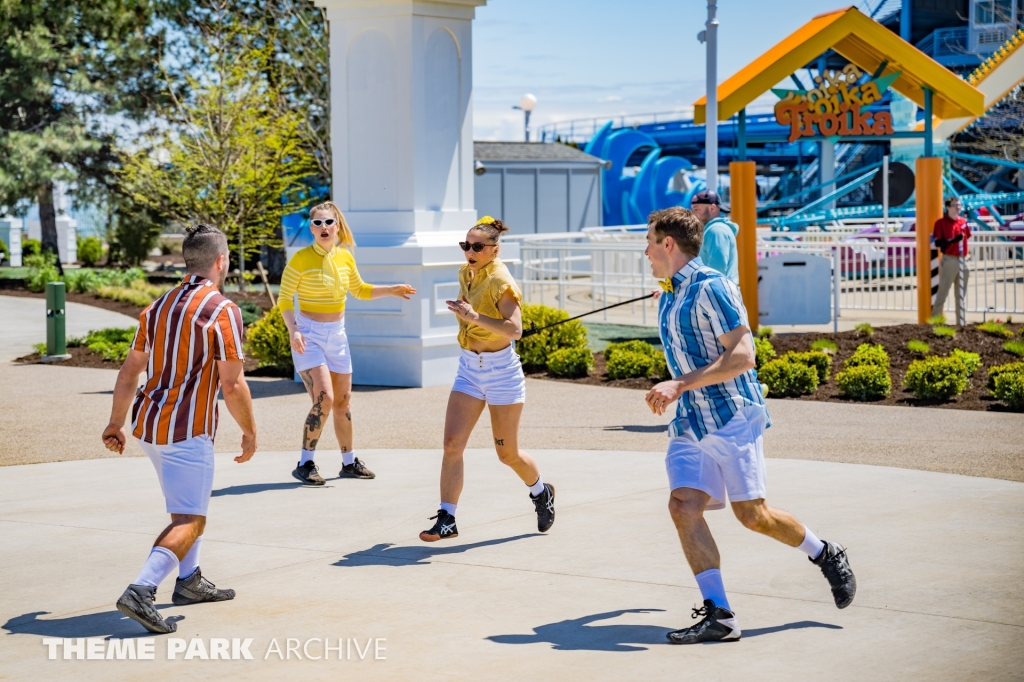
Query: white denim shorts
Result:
<box><xmin>665</xmin><ymin>405</ymin><xmax>768</xmax><ymax>510</ymax></box>
<box><xmin>451</xmin><ymin>345</ymin><xmax>526</xmax><ymax>405</ymax></box>
<box><xmin>292</xmin><ymin>313</ymin><xmax>352</xmax><ymax>375</ymax></box>
<box><xmin>139</xmin><ymin>435</ymin><xmax>215</xmax><ymax>516</ymax></box>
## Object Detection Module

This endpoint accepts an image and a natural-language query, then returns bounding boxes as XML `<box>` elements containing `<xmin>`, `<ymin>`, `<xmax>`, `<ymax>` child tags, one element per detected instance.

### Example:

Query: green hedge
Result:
<box><xmin>758</xmin><ymin>358</ymin><xmax>818</xmax><ymax>397</ymax></box>
<box><xmin>84</xmin><ymin>327</ymin><xmax>137</xmax><ymax>362</ymax></box>
<box><xmin>781</xmin><ymin>350</ymin><xmax>832</xmax><ymax>383</ymax></box>
<box><xmin>607</xmin><ymin>350</ymin><xmax>655</xmax><ymax>380</ymax></box>
<box><xmin>517</xmin><ymin>303</ymin><xmax>589</xmax><ymax>369</ymax></box>
<box><xmin>754</xmin><ymin>337</ymin><xmax>775</xmax><ymax>370</ymax></box>
<box><xmin>246</xmin><ymin>306</ymin><xmax>293</xmax><ymax>370</ymax></box>
<box><xmin>843</xmin><ymin>343</ymin><xmax>890</xmax><ymax>370</ymax></box>
<box><xmin>903</xmin><ymin>356</ymin><xmax>969</xmax><ymax>400</ymax></box>
<box><xmin>836</xmin><ymin>364</ymin><xmax>891</xmax><ymax>401</ymax></box>
<box><xmin>605</xmin><ymin>339</ymin><xmax>657</xmax><ymax>361</ymax></box>
<box><xmin>987</xmin><ymin>362</ymin><xmax>1024</xmax><ymax>390</ymax></box>
<box><xmin>949</xmin><ymin>348</ymin><xmax>980</xmax><ymax>376</ymax></box>
<box><xmin>78</xmin><ymin>236</ymin><xmax>104</xmax><ymax>266</ymax></box>
<box><xmin>992</xmin><ymin>371</ymin><xmax>1024</xmax><ymax>410</ymax></box>
<box><xmin>546</xmin><ymin>347</ymin><xmax>594</xmax><ymax>378</ymax></box>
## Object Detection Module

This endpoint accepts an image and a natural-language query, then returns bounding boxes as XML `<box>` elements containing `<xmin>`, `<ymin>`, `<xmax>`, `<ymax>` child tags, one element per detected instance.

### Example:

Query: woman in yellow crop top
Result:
<box><xmin>280</xmin><ymin>201</ymin><xmax>416</xmax><ymax>486</ymax></box>
<box><xmin>418</xmin><ymin>217</ymin><xmax>556</xmax><ymax>542</ymax></box>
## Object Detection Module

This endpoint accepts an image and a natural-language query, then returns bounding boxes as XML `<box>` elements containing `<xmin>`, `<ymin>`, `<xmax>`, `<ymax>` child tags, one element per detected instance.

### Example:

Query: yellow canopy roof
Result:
<box><xmin>694</xmin><ymin>6</ymin><xmax>984</xmax><ymax>124</ymax></box>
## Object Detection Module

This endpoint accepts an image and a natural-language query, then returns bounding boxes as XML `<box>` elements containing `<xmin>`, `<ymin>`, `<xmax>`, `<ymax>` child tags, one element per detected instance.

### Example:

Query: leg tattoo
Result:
<box><xmin>303</xmin><ymin>390</ymin><xmax>327</xmax><ymax>450</ymax></box>
<box><xmin>494</xmin><ymin>438</ymin><xmax>505</xmax><ymax>446</ymax></box>
<box><xmin>299</xmin><ymin>369</ymin><xmax>315</xmax><ymax>398</ymax></box>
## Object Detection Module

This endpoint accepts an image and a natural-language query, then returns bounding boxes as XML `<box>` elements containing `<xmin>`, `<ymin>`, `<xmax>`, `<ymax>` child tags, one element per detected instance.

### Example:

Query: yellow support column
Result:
<box><xmin>915</xmin><ymin>157</ymin><xmax>942</xmax><ymax>323</ymax></box>
<box><xmin>730</xmin><ymin>161</ymin><xmax>759</xmax><ymax>331</ymax></box>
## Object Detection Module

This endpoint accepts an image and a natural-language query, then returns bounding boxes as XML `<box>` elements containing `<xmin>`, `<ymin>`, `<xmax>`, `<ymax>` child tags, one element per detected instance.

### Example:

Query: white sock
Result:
<box><xmin>799</xmin><ymin>526</ymin><xmax>826</xmax><ymax>559</ymax></box>
<box><xmin>694</xmin><ymin>568</ymin><xmax>732</xmax><ymax>612</ymax></box>
<box><xmin>179</xmin><ymin>536</ymin><xmax>202</xmax><ymax>579</ymax></box>
<box><xmin>528</xmin><ymin>476</ymin><xmax>545</xmax><ymax>497</ymax></box>
<box><xmin>134</xmin><ymin>546</ymin><xmax>179</xmax><ymax>588</ymax></box>
<box><xmin>440</xmin><ymin>502</ymin><xmax>457</xmax><ymax>517</ymax></box>
<box><xmin>342</xmin><ymin>451</ymin><xmax>356</xmax><ymax>466</ymax></box>
<box><xmin>300</xmin><ymin>449</ymin><xmax>315</xmax><ymax>465</ymax></box>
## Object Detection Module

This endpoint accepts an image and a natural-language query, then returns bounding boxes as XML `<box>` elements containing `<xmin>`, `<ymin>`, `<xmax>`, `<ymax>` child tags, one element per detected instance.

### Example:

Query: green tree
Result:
<box><xmin>118</xmin><ymin>32</ymin><xmax>316</xmax><ymax>271</ymax></box>
<box><xmin>0</xmin><ymin>0</ymin><xmax>165</xmax><ymax>267</ymax></box>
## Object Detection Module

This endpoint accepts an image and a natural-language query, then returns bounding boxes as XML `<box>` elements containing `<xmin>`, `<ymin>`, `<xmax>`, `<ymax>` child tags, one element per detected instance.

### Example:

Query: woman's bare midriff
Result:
<box><xmin>299</xmin><ymin>310</ymin><xmax>344</xmax><ymax>323</ymax></box>
<box><xmin>463</xmin><ymin>337</ymin><xmax>512</xmax><ymax>354</ymax></box>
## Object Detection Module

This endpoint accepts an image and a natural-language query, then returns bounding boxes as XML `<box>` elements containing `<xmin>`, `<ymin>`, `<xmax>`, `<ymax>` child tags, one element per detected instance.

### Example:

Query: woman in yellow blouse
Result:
<box><xmin>419</xmin><ymin>216</ymin><xmax>556</xmax><ymax>542</ymax></box>
<box><xmin>279</xmin><ymin>201</ymin><xmax>416</xmax><ymax>486</ymax></box>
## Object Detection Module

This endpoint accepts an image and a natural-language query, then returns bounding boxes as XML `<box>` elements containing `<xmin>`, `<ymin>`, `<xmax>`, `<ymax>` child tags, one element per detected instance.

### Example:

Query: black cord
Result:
<box><xmin>520</xmin><ymin>293</ymin><xmax>656</xmax><ymax>338</ymax></box>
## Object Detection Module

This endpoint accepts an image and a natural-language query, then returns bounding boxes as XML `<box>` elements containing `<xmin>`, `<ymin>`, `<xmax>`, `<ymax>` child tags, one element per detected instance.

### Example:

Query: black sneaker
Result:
<box><xmin>531</xmin><ymin>483</ymin><xmax>556</xmax><ymax>533</ymax></box>
<box><xmin>292</xmin><ymin>460</ymin><xmax>325</xmax><ymax>486</ymax></box>
<box><xmin>339</xmin><ymin>457</ymin><xmax>375</xmax><ymax>479</ymax></box>
<box><xmin>172</xmin><ymin>568</ymin><xmax>236</xmax><ymax>605</ymax></box>
<box><xmin>811</xmin><ymin>540</ymin><xmax>857</xmax><ymax>609</ymax></box>
<box><xmin>116</xmin><ymin>584</ymin><xmax>177</xmax><ymax>634</ymax></box>
<box><xmin>419</xmin><ymin>510</ymin><xmax>458</xmax><ymax>542</ymax></box>
<box><xmin>667</xmin><ymin>600</ymin><xmax>741</xmax><ymax>644</ymax></box>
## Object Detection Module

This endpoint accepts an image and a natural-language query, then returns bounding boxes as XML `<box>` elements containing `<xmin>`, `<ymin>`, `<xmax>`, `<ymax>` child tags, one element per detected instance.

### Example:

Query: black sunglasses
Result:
<box><xmin>459</xmin><ymin>241</ymin><xmax>495</xmax><ymax>252</ymax></box>
<box><xmin>311</xmin><ymin>218</ymin><xmax>336</xmax><ymax>227</ymax></box>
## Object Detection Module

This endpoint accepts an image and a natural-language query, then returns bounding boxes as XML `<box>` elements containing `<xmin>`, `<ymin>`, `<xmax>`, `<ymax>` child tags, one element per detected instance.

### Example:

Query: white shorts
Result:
<box><xmin>139</xmin><ymin>435</ymin><xmax>215</xmax><ymax>516</ymax></box>
<box><xmin>451</xmin><ymin>345</ymin><xmax>526</xmax><ymax>405</ymax></box>
<box><xmin>292</xmin><ymin>314</ymin><xmax>352</xmax><ymax>375</ymax></box>
<box><xmin>665</xmin><ymin>406</ymin><xmax>767</xmax><ymax>510</ymax></box>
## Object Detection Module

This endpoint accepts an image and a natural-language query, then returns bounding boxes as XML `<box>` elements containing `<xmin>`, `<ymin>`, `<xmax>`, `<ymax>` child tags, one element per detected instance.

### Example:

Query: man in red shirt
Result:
<box><xmin>932</xmin><ymin>197</ymin><xmax>971</xmax><ymax>325</ymax></box>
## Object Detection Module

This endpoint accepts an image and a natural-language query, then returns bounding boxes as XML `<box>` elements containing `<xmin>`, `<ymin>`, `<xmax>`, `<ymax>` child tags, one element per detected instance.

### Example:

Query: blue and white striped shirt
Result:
<box><xmin>658</xmin><ymin>257</ymin><xmax>769</xmax><ymax>440</ymax></box>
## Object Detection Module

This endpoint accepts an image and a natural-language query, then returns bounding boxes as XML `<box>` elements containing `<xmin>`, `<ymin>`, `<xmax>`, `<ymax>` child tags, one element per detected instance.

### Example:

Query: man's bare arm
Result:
<box><xmin>101</xmin><ymin>350</ymin><xmax>150</xmax><ymax>454</ymax></box>
<box><xmin>217</xmin><ymin>359</ymin><xmax>257</xmax><ymax>463</ymax></box>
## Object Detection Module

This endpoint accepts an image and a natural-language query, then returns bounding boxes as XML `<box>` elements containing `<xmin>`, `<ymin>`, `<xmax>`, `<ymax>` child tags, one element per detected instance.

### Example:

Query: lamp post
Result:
<box><xmin>698</xmin><ymin>0</ymin><xmax>718</xmax><ymax>192</ymax></box>
<box><xmin>513</xmin><ymin>93</ymin><xmax>537</xmax><ymax>142</ymax></box>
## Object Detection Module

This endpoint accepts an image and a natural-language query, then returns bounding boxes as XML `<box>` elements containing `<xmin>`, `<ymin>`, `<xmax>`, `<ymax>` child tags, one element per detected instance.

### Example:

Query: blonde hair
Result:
<box><xmin>310</xmin><ymin>201</ymin><xmax>355</xmax><ymax>248</ymax></box>
<box><xmin>470</xmin><ymin>215</ymin><xmax>510</xmax><ymax>242</ymax></box>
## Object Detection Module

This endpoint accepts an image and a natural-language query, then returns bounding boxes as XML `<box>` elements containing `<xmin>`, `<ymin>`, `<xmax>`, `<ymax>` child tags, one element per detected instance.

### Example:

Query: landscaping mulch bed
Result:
<box><xmin>15</xmin><ymin>345</ymin><xmax>123</xmax><ymax>370</ymax></box>
<box><xmin>527</xmin><ymin>322</ymin><xmax>1024</xmax><ymax>411</ymax></box>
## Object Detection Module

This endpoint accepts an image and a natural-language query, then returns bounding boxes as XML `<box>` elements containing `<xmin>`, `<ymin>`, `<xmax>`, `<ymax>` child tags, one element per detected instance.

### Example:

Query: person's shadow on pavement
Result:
<box><xmin>333</xmin><ymin>533</ymin><xmax>542</xmax><ymax>567</ymax></box>
<box><xmin>487</xmin><ymin>610</ymin><xmax>843</xmax><ymax>651</ymax></box>
<box><xmin>3</xmin><ymin>610</ymin><xmax>182</xmax><ymax>639</ymax></box>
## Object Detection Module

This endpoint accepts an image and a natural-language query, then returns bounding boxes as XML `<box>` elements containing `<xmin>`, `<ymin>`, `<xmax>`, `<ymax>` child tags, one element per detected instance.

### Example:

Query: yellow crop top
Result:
<box><xmin>278</xmin><ymin>243</ymin><xmax>373</xmax><ymax>314</ymax></box>
<box><xmin>457</xmin><ymin>258</ymin><xmax>522</xmax><ymax>349</ymax></box>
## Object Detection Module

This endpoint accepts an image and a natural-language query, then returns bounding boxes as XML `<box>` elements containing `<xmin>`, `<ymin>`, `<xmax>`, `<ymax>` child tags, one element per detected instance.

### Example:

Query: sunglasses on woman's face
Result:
<box><xmin>459</xmin><ymin>241</ymin><xmax>495</xmax><ymax>253</ymax></box>
<box><xmin>311</xmin><ymin>218</ymin><xmax>336</xmax><ymax>227</ymax></box>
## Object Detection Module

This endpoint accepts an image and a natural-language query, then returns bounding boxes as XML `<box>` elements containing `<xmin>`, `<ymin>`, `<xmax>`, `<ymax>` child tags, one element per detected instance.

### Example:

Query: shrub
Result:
<box><xmin>62</xmin><ymin>268</ymin><xmax>99</xmax><ymax>294</ymax></box>
<box><xmin>977</xmin><ymin>321</ymin><xmax>1012</xmax><ymax>338</ymax></box>
<box><xmin>32</xmin><ymin>342</ymin><xmax>46</xmax><ymax>355</ymax></box>
<box><xmin>78</xmin><ymin>236</ymin><xmax>104</xmax><ymax>266</ymax></box>
<box><xmin>83</xmin><ymin>327</ymin><xmax>137</xmax><ymax>363</ymax></box>
<box><xmin>927</xmin><ymin>314</ymin><xmax>947</xmax><ymax>325</ymax></box>
<box><xmin>1004</xmin><ymin>341</ymin><xmax>1024</xmax><ymax>358</ymax></box>
<box><xmin>906</xmin><ymin>340</ymin><xmax>930</xmax><ymax>355</ymax></box>
<box><xmin>843</xmin><ymin>343</ymin><xmax>890</xmax><ymax>370</ymax></box>
<box><xmin>949</xmin><ymin>348</ymin><xmax>981</xmax><ymax>376</ymax></box>
<box><xmin>517</xmin><ymin>303</ymin><xmax>589</xmax><ymax>369</ymax></box>
<box><xmin>903</xmin><ymin>356</ymin><xmax>969</xmax><ymax>400</ymax></box>
<box><xmin>986</xmin><ymin>362</ymin><xmax>1024</xmax><ymax>390</ymax></box>
<box><xmin>758</xmin><ymin>358</ymin><xmax>818</xmax><ymax>397</ymax></box>
<box><xmin>810</xmin><ymin>339</ymin><xmax>838</xmax><ymax>354</ymax></box>
<box><xmin>992</xmin><ymin>372</ymin><xmax>1024</xmax><ymax>411</ymax></box>
<box><xmin>781</xmin><ymin>350</ymin><xmax>831</xmax><ymax>383</ymax></box>
<box><xmin>754</xmin><ymin>336</ymin><xmax>775</xmax><ymax>370</ymax></box>
<box><xmin>24</xmin><ymin>252</ymin><xmax>60</xmax><ymax>292</ymax></box>
<box><xmin>606</xmin><ymin>350</ymin><xmax>654</xmax><ymax>380</ymax></box>
<box><xmin>237</xmin><ymin>300</ymin><xmax>263</xmax><ymax>327</ymax></box>
<box><xmin>0</xmin><ymin>238</ymin><xmax>8</xmax><ymax>262</ymax></box>
<box><xmin>546</xmin><ymin>347</ymin><xmax>594</xmax><ymax>378</ymax></box>
<box><xmin>650</xmin><ymin>353</ymin><xmax>671</xmax><ymax>380</ymax></box>
<box><xmin>246</xmin><ymin>305</ymin><xmax>293</xmax><ymax>370</ymax></box>
<box><xmin>836</xmin><ymin>365</ymin><xmax>891</xmax><ymax>401</ymax></box>
<box><xmin>932</xmin><ymin>325</ymin><xmax>956</xmax><ymax>338</ymax></box>
<box><xmin>855</xmin><ymin>322</ymin><xmax>874</xmax><ymax>337</ymax></box>
<box><xmin>605</xmin><ymin>339</ymin><xmax>657</xmax><ymax>361</ymax></box>
<box><xmin>756</xmin><ymin>326</ymin><xmax>773</xmax><ymax>339</ymax></box>
<box><xmin>95</xmin><ymin>280</ymin><xmax>168</xmax><ymax>306</ymax></box>
<box><xmin>22</xmin><ymin>238</ymin><xmax>42</xmax><ymax>257</ymax></box>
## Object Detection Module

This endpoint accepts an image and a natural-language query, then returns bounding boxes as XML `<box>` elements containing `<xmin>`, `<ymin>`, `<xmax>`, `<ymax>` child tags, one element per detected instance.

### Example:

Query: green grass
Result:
<box><xmin>927</xmin><ymin>314</ymin><xmax>947</xmax><ymax>325</ymax></box>
<box><xmin>977</xmin><ymin>321</ymin><xmax>1013</xmax><ymax>338</ymax></box>
<box><xmin>1005</xmin><ymin>341</ymin><xmax>1024</xmax><ymax>358</ymax></box>
<box><xmin>932</xmin><ymin>325</ymin><xmax>956</xmax><ymax>338</ymax></box>
<box><xmin>0</xmin><ymin>266</ymin><xmax>30</xmax><ymax>279</ymax></box>
<box><xmin>906</xmin><ymin>340</ymin><xmax>930</xmax><ymax>355</ymax></box>
<box><xmin>810</xmin><ymin>339</ymin><xmax>838</xmax><ymax>354</ymax></box>
<box><xmin>855</xmin><ymin>322</ymin><xmax>874</xmax><ymax>337</ymax></box>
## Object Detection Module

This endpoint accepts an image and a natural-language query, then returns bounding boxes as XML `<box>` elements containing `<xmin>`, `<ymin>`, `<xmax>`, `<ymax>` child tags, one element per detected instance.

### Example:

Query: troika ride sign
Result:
<box><xmin>772</xmin><ymin>65</ymin><xmax>900</xmax><ymax>142</ymax></box>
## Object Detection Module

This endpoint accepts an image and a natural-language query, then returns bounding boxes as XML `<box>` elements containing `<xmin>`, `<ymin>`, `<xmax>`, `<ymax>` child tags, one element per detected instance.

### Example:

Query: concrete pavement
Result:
<box><xmin>0</xmin><ymin>294</ymin><xmax>137</xmax><ymax>363</ymax></box>
<box><xmin>1</xmin><ymin>449</ymin><xmax>1022</xmax><ymax>680</ymax></box>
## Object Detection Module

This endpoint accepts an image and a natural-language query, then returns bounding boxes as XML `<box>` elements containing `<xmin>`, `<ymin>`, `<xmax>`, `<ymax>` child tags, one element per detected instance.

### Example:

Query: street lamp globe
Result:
<box><xmin>519</xmin><ymin>94</ymin><xmax>537</xmax><ymax>112</ymax></box>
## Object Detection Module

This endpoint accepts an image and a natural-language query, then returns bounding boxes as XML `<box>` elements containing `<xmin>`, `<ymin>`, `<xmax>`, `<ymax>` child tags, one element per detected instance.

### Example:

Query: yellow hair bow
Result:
<box><xmin>477</xmin><ymin>216</ymin><xmax>496</xmax><ymax>225</ymax></box>
<box><xmin>658</xmin><ymin>279</ymin><xmax>674</xmax><ymax>294</ymax></box>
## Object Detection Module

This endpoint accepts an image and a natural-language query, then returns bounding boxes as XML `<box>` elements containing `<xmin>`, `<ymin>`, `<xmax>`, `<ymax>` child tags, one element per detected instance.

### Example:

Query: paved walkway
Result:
<box><xmin>0</xmin><ymin>294</ymin><xmax>137</xmax><ymax>363</ymax></box>
<box><xmin>1</xmin><ymin>450</ymin><xmax>1021</xmax><ymax>680</ymax></box>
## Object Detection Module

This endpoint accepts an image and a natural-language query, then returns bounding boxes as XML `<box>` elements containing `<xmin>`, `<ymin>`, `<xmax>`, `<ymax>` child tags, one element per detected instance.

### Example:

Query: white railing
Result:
<box><xmin>517</xmin><ymin>229</ymin><xmax>1024</xmax><ymax>325</ymax></box>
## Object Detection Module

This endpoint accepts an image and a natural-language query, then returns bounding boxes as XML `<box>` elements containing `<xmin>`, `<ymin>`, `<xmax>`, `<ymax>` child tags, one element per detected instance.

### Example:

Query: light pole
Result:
<box><xmin>698</xmin><ymin>0</ymin><xmax>718</xmax><ymax>192</ymax></box>
<box><xmin>513</xmin><ymin>93</ymin><xmax>537</xmax><ymax>142</ymax></box>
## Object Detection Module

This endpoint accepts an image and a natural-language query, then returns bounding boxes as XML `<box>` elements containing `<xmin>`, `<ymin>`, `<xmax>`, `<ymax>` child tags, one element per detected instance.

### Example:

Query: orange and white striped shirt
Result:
<box><xmin>130</xmin><ymin>275</ymin><xmax>245</xmax><ymax>445</ymax></box>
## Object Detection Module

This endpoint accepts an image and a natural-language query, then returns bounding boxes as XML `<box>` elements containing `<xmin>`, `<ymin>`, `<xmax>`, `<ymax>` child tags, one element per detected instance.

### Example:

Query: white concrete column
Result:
<box><xmin>316</xmin><ymin>0</ymin><xmax>487</xmax><ymax>387</ymax></box>
<box><xmin>0</xmin><ymin>217</ymin><xmax>23</xmax><ymax>267</ymax></box>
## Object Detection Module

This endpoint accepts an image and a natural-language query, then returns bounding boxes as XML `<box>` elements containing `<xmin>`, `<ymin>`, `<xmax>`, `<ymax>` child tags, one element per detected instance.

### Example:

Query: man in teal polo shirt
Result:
<box><xmin>691</xmin><ymin>190</ymin><xmax>739</xmax><ymax>285</ymax></box>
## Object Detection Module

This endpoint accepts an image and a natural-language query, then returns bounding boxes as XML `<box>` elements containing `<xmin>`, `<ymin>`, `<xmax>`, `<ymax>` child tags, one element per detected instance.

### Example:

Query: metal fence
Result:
<box><xmin>514</xmin><ymin>225</ymin><xmax>1024</xmax><ymax>326</ymax></box>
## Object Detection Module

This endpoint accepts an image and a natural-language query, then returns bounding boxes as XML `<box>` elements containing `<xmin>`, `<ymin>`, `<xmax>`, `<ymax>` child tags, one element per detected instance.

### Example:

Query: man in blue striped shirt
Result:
<box><xmin>643</xmin><ymin>207</ymin><xmax>856</xmax><ymax>645</ymax></box>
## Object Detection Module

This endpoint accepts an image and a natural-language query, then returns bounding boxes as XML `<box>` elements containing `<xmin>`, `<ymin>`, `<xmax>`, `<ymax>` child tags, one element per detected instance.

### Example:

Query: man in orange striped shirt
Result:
<box><xmin>101</xmin><ymin>224</ymin><xmax>257</xmax><ymax>634</ymax></box>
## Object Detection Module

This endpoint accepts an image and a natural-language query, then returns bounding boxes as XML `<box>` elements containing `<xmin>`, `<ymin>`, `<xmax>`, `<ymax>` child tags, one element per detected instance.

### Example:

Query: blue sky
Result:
<box><xmin>472</xmin><ymin>0</ymin><xmax>875</xmax><ymax>140</ymax></box>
